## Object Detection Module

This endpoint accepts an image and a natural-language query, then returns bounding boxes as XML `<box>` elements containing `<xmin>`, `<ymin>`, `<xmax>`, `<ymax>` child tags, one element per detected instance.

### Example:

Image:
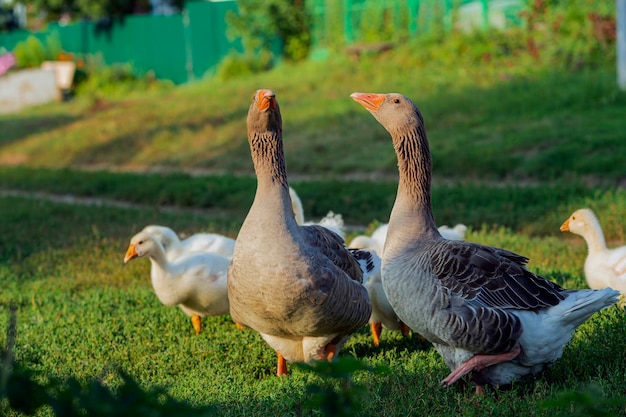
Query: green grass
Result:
<box><xmin>2</xmin><ymin>4</ymin><xmax>626</xmax><ymax>414</ymax></box>
<box><xmin>0</xmin><ymin>166</ymin><xmax>625</xmax><ymax>239</ymax></box>
<box><xmin>0</xmin><ymin>45</ymin><xmax>624</xmax><ymax>183</ymax></box>
<box><xmin>0</xmin><ymin>196</ymin><xmax>625</xmax><ymax>416</ymax></box>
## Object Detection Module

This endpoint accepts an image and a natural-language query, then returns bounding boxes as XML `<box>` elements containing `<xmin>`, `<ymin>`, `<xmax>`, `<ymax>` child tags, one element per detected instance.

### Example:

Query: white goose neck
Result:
<box><xmin>582</xmin><ymin>219</ymin><xmax>608</xmax><ymax>253</ymax></box>
<box><xmin>146</xmin><ymin>240</ymin><xmax>171</xmax><ymax>270</ymax></box>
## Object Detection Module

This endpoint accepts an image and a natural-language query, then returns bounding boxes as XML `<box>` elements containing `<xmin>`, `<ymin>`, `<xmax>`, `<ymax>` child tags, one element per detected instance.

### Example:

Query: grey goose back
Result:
<box><xmin>227</xmin><ymin>89</ymin><xmax>375</xmax><ymax>376</ymax></box>
<box><xmin>351</xmin><ymin>92</ymin><xmax>619</xmax><ymax>394</ymax></box>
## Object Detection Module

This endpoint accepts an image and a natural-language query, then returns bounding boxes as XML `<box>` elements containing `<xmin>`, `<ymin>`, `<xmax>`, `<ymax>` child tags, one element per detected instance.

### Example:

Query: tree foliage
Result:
<box><xmin>225</xmin><ymin>0</ymin><xmax>311</xmax><ymax>62</ymax></box>
<box><xmin>27</xmin><ymin>0</ymin><xmax>183</xmax><ymax>21</ymax></box>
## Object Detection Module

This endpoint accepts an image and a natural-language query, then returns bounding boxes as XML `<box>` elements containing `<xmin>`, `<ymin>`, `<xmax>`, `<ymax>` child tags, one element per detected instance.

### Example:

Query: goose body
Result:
<box><xmin>560</xmin><ymin>208</ymin><xmax>626</xmax><ymax>294</ymax></box>
<box><xmin>124</xmin><ymin>230</ymin><xmax>231</xmax><ymax>334</ymax></box>
<box><xmin>349</xmin><ymin>233</ymin><xmax>409</xmax><ymax>345</ymax></box>
<box><xmin>142</xmin><ymin>225</ymin><xmax>236</xmax><ymax>260</ymax></box>
<box><xmin>349</xmin><ymin>221</ymin><xmax>466</xmax><ymax>345</ymax></box>
<box><xmin>351</xmin><ymin>92</ymin><xmax>619</xmax><ymax>392</ymax></box>
<box><xmin>227</xmin><ymin>89</ymin><xmax>373</xmax><ymax>375</ymax></box>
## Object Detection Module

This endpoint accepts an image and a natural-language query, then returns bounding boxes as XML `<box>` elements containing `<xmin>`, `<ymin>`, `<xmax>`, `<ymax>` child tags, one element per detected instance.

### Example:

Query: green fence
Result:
<box><xmin>307</xmin><ymin>0</ymin><xmax>527</xmax><ymax>50</ymax></box>
<box><xmin>0</xmin><ymin>0</ymin><xmax>527</xmax><ymax>85</ymax></box>
<box><xmin>0</xmin><ymin>1</ymin><xmax>242</xmax><ymax>84</ymax></box>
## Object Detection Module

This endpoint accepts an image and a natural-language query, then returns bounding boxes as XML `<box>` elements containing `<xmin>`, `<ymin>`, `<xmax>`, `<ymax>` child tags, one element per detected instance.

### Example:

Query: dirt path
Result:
<box><xmin>0</xmin><ymin>189</ymin><xmax>368</xmax><ymax>232</ymax></box>
<box><xmin>0</xmin><ymin>189</ymin><xmax>213</xmax><ymax>216</ymax></box>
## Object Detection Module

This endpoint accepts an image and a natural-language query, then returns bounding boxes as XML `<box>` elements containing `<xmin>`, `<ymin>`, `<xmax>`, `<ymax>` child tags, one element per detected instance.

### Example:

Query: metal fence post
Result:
<box><xmin>409</xmin><ymin>0</ymin><xmax>419</xmax><ymax>35</ymax></box>
<box><xmin>344</xmin><ymin>0</ymin><xmax>354</xmax><ymax>44</ymax></box>
<box><xmin>182</xmin><ymin>9</ymin><xmax>194</xmax><ymax>83</ymax></box>
<box><xmin>618</xmin><ymin>0</ymin><xmax>626</xmax><ymax>90</ymax></box>
<box><xmin>444</xmin><ymin>0</ymin><xmax>453</xmax><ymax>32</ymax></box>
<box><xmin>481</xmin><ymin>0</ymin><xmax>489</xmax><ymax>30</ymax></box>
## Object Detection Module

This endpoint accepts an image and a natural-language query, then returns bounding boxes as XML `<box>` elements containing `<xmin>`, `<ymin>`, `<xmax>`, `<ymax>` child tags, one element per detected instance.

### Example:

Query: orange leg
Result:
<box><xmin>370</xmin><ymin>322</ymin><xmax>382</xmax><ymax>346</ymax></box>
<box><xmin>277</xmin><ymin>352</ymin><xmax>288</xmax><ymax>376</ymax></box>
<box><xmin>324</xmin><ymin>343</ymin><xmax>338</xmax><ymax>361</ymax></box>
<box><xmin>234</xmin><ymin>322</ymin><xmax>245</xmax><ymax>330</ymax></box>
<box><xmin>440</xmin><ymin>346</ymin><xmax>522</xmax><ymax>389</ymax></box>
<box><xmin>191</xmin><ymin>315</ymin><xmax>202</xmax><ymax>335</ymax></box>
<box><xmin>399</xmin><ymin>321</ymin><xmax>411</xmax><ymax>337</ymax></box>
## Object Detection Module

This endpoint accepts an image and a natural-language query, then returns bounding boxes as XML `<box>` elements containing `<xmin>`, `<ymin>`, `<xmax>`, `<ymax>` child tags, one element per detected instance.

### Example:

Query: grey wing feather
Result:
<box><xmin>430</xmin><ymin>240</ymin><xmax>565</xmax><ymax>311</ymax></box>
<box><xmin>301</xmin><ymin>224</ymin><xmax>364</xmax><ymax>283</ymax></box>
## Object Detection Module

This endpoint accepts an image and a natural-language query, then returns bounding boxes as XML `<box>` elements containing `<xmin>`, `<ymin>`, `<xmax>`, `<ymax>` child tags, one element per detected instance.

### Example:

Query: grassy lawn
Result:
<box><xmin>1</xmin><ymin>2</ymin><xmax>626</xmax><ymax>414</ymax></box>
<box><xmin>0</xmin><ymin>55</ymin><xmax>624</xmax><ymax>184</ymax></box>
<box><xmin>0</xmin><ymin>195</ymin><xmax>625</xmax><ymax>416</ymax></box>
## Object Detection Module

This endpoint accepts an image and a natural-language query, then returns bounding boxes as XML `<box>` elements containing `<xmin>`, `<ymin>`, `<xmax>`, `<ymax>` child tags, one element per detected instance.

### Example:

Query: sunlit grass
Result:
<box><xmin>1</xmin><ymin>5</ymin><xmax>626</xmax><ymax>413</ymax></box>
<box><xmin>1</xmin><ymin>191</ymin><xmax>625</xmax><ymax>416</ymax></box>
<box><xmin>0</xmin><ymin>43</ymin><xmax>624</xmax><ymax>183</ymax></box>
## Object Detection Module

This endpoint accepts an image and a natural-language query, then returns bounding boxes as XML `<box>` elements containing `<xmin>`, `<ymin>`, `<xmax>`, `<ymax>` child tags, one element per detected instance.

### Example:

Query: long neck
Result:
<box><xmin>147</xmin><ymin>241</ymin><xmax>171</xmax><ymax>270</ymax></box>
<box><xmin>147</xmin><ymin>244</ymin><xmax>185</xmax><ymax>305</ymax></box>
<box><xmin>583</xmin><ymin>219</ymin><xmax>608</xmax><ymax>253</ymax></box>
<box><xmin>248</xmin><ymin>130</ymin><xmax>296</xmax><ymax>226</ymax></box>
<box><xmin>387</xmin><ymin>125</ymin><xmax>438</xmax><ymax>243</ymax></box>
<box><xmin>250</xmin><ymin>130</ymin><xmax>288</xmax><ymax>189</ymax></box>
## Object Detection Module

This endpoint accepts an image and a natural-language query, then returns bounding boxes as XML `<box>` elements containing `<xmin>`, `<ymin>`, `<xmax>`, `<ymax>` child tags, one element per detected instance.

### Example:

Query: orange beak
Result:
<box><xmin>350</xmin><ymin>92</ymin><xmax>386</xmax><ymax>111</ymax></box>
<box><xmin>560</xmin><ymin>219</ymin><xmax>570</xmax><ymax>232</ymax></box>
<box><xmin>124</xmin><ymin>243</ymin><xmax>139</xmax><ymax>263</ymax></box>
<box><xmin>256</xmin><ymin>89</ymin><xmax>277</xmax><ymax>111</ymax></box>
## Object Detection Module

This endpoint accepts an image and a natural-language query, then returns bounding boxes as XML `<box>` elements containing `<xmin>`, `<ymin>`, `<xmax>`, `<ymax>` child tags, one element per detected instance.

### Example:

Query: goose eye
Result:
<box><xmin>138</xmin><ymin>240</ymin><xmax>144</xmax><ymax>245</ymax></box>
<box><xmin>393</xmin><ymin>98</ymin><xmax>400</xmax><ymax>104</ymax></box>
<box><xmin>572</xmin><ymin>216</ymin><xmax>575</xmax><ymax>220</ymax></box>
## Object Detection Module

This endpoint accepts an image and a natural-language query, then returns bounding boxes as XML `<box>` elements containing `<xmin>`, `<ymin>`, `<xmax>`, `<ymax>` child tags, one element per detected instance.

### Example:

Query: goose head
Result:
<box><xmin>560</xmin><ymin>208</ymin><xmax>599</xmax><ymax>237</ymax></box>
<box><xmin>247</xmin><ymin>89</ymin><xmax>281</xmax><ymax>140</ymax></box>
<box><xmin>141</xmin><ymin>225</ymin><xmax>179</xmax><ymax>251</ymax></box>
<box><xmin>124</xmin><ymin>231</ymin><xmax>160</xmax><ymax>263</ymax></box>
<box><xmin>350</xmin><ymin>92</ymin><xmax>424</xmax><ymax>139</ymax></box>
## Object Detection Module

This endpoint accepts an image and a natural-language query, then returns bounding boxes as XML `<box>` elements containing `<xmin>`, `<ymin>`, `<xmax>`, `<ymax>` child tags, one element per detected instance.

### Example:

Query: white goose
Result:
<box><xmin>227</xmin><ymin>89</ymin><xmax>375</xmax><ymax>376</ymax></box>
<box><xmin>289</xmin><ymin>187</ymin><xmax>346</xmax><ymax>240</ymax></box>
<box><xmin>124</xmin><ymin>230</ymin><xmax>232</xmax><ymax>335</ymax></box>
<box><xmin>560</xmin><ymin>208</ymin><xmax>626</xmax><ymax>295</ymax></box>
<box><xmin>142</xmin><ymin>225</ymin><xmax>236</xmax><ymax>260</ymax></box>
<box><xmin>289</xmin><ymin>187</ymin><xmax>306</xmax><ymax>225</ymax></box>
<box><xmin>351</xmin><ymin>222</ymin><xmax>467</xmax><ymax>256</ymax></box>
<box><xmin>351</xmin><ymin>91</ymin><xmax>619</xmax><ymax>394</ymax></box>
<box><xmin>349</xmin><ymin>235</ymin><xmax>409</xmax><ymax>346</ymax></box>
<box><xmin>438</xmin><ymin>224</ymin><xmax>468</xmax><ymax>241</ymax></box>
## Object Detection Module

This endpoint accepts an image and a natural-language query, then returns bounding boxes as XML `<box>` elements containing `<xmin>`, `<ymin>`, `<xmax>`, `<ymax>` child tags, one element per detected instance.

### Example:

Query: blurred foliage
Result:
<box><xmin>297</xmin><ymin>356</ymin><xmax>388</xmax><ymax>417</ymax></box>
<box><xmin>25</xmin><ymin>0</ymin><xmax>182</xmax><ymax>20</ymax></box>
<box><xmin>220</xmin><ymin>0</ymin><xmax>615</xmax><ymax>77</ymax></box>
<box><xmin>214</xmin><ymin>50</ymin><xmax>274</xmax><ymax>81</ymax></box>
<box><xmin>0</xmin><ymin>5</ymin><xmax>19</xmax><ymax>32</ymax></box>
<box><xmin>519</xmin><ymin>0</ymin><xmax>617</xmax><ymax>71</ymax></box>
<box><xmin>2</xmin><ymin>363</ymin><xmax>215</xmax><ymax>417</ymax></box>
<box><xmin>74</xmin><ymin>55</ymin><xmax>174</xmax><ymax>100</ymax></box>
<box><xmin>390</xmin><ymin>0</ymin><xmax>616</xmax><ymax>73</ymax></box>
<box><xmin>225</xmin><ymin>0</ymin><xmax>311</xmax><ymax>63</ymax></box>
<box><xmin>540</xmin><ymin>384</ymin><xmax>626</xmax><ymax>417</ymax></box>
<box><xmin>12</xmin><ymin>32</ymin><xmax>62</xmax><ymax>68</ymax></box>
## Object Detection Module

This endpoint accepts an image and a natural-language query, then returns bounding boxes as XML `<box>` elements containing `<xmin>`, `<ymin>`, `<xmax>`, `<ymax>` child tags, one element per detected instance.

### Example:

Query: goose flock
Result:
<box><xmin>123</xmin><ymin>89</ymin><xmax>622</xmax><ymax>393</ymax></box>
